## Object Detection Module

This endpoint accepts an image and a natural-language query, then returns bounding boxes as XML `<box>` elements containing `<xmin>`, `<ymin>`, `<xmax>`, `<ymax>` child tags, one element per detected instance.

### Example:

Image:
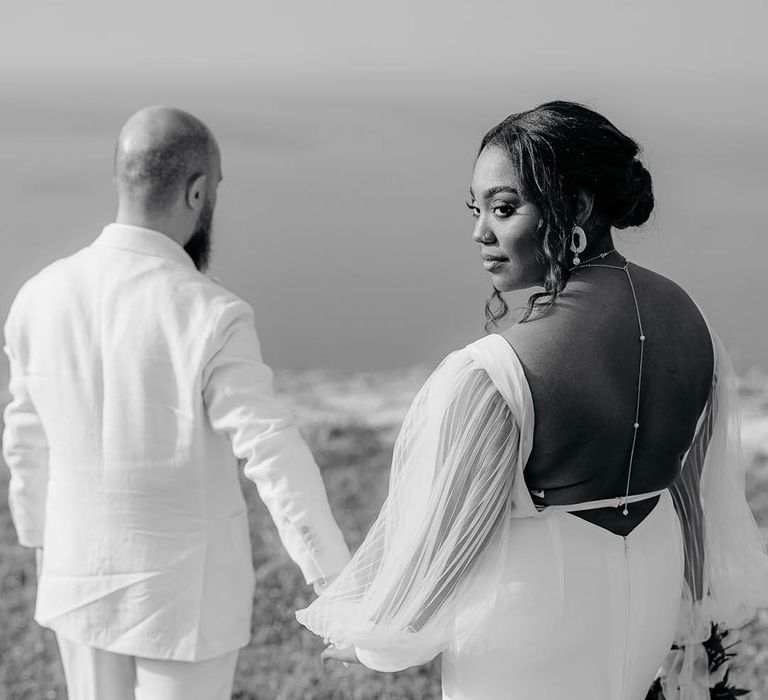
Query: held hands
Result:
<box><xmin>310</xmin><ymin>575</ymin><xmax>360</xmax><ymax>668</ymax></box>
<box><xmin>321</xmin><ymin>644</ymin><xmax>360</xmax><ymax>667</ymax></box>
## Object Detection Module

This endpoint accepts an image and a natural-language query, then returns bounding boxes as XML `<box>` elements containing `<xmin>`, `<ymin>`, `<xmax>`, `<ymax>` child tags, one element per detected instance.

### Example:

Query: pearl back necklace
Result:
<box><xmin>569</xmin><ymin>249</ymin><xmax>645</xmax><ymax>516</ymax></box>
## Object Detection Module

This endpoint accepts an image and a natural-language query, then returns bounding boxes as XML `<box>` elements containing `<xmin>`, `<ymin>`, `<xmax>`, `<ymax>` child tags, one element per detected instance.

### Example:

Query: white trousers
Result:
<box><xmin>56</xmin><ymin>635</ymin><xmax>239</xmax><ymax>700</ymax></box>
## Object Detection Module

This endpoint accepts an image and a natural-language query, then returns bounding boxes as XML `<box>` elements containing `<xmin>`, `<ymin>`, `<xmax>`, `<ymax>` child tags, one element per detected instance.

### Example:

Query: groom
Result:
<box><xmin>2</xmin><ymin>107</ymin><xmax>350</xmax><ymax>700</ymax></box>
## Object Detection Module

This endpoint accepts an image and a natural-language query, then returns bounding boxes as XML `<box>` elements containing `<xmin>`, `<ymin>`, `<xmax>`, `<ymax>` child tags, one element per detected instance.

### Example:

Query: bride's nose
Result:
<box><xmin>472</xmin><ymin>218</ymin><xmax>495</xmax><ymax>245</ymax></box>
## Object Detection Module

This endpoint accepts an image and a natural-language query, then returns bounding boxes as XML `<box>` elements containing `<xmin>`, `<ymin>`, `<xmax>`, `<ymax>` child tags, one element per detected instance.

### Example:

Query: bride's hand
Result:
<box><xmin>321</xmin><ymin>644</ymin><xmax>360</xmax><ymax>667</ymax></box>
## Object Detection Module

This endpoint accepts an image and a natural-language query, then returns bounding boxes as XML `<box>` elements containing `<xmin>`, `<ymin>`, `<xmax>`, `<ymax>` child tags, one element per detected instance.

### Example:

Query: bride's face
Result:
<box><xmin>469</xmin><ymin>145</ymin><xmax>546</xmax><ymax>292</ymax></box>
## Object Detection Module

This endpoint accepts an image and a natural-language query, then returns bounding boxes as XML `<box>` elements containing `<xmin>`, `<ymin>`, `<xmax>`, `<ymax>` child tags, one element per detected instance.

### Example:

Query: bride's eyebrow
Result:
<box><xmin>483</xmin><ymin>186</ymin><xmax>519</xmax><ymax>198</ymax></box>
<box><xmin>469</xmin><ymin>186</ymin><xmax>520</xmax><ymax>201</ymax></box>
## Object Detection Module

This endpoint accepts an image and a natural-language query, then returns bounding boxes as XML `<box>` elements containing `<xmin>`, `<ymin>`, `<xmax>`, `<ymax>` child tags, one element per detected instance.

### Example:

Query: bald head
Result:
<box><xmin>115</xmin><ymin>106</ymin><xmax>219</xmax><ymax>214</ymax></box>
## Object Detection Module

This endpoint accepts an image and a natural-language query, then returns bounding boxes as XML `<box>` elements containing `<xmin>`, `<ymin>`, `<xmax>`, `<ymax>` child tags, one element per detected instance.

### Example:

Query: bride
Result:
<box><xmin>296</xmin><ymin>101</ymin><xmax>768</xmax><ymax>699</ymax></box>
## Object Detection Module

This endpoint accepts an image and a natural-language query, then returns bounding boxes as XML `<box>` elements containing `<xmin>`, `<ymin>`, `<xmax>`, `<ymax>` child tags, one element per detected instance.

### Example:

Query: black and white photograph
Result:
<box><xmin>1</xmin><ymin>1</ymin><xmax>767</xmax><ymax>698</ymax></box>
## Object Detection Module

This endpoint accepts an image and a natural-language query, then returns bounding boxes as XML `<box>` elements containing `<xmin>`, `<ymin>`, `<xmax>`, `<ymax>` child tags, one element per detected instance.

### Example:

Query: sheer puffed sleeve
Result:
<box><xmin>663</xmin><ymin>328</ymin><xmax>768</xmax><ymax>699</ymax></box>
<box><xmin>295</xmin><ymin>346</ymin><xmax>521</xmax><ymax>671</ymax></box>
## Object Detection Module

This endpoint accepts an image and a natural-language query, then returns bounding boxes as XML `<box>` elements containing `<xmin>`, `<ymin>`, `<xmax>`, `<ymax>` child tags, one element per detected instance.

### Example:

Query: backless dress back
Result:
<box><xmin>297</xmin><ymin>327</ymin><xmax>768</xmax><ymax>699</ymax></box>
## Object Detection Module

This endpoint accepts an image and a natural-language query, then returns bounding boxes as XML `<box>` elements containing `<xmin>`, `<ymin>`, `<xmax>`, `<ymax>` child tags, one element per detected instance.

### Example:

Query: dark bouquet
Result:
<box><xmin>645</xmin><ymin>625</ymin><xmax>749</xmax><ymax>699</ymax></box>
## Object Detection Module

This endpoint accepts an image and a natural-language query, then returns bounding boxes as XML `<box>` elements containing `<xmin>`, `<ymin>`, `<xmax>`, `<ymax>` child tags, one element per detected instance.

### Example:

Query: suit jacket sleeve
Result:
<box><xmin>2</xmin><ymin>292</ymin><xmax>50</xmax><ymax>548</ymax></box>
<box><xmin>202</xmin><ymin>298</ymin><xmax>351</xmax><ymax>584</ymax></box>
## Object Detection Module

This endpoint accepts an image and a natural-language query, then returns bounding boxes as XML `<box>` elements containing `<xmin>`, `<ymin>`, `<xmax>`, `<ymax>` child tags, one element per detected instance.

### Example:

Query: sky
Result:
<box><xmin>1</xmin><ymin>0</ymin><xmax>767</xmax><ymax>372</ymax></box>
<box><xmin>3</xmin><ymin>1</ymin><xmax>767</xmax><ymax>84</ymax></box>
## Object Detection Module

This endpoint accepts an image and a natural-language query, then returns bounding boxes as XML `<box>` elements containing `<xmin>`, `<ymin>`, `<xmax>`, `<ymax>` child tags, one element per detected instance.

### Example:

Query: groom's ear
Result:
<box><xmin>185</xmin><ymin>173</ymin><xmax>208</xmax><ymax>212</ymax></box>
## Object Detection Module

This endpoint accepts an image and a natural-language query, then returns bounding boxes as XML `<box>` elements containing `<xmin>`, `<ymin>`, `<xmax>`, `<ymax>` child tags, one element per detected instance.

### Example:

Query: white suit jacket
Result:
<box><xmin>2</xmin><ymin>224</ymin><xmax>351</xmax><ymax>661</ymax></box>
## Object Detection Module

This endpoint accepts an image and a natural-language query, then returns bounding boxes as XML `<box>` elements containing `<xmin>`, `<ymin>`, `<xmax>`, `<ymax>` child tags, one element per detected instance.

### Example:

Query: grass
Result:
<box><xmin>1</xmin><ymin>370</ymin><xmax>767</xmax><ymax>699</ymax></box>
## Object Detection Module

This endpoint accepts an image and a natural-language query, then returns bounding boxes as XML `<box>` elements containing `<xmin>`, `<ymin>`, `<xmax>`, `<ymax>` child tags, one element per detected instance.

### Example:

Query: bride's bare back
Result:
<box><xmin>502</xmin><ymin>263</ymin><xmax>714</xmax><ymax>535</ymax></box>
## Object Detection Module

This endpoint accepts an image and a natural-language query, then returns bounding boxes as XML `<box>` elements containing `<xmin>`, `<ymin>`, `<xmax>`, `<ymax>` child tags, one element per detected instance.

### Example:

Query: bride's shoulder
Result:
<box><xmin>435</xmin><ymin>335</ymin><xmax>510</xmax><ymax>370</ymax></box>
<box><xmin>429</xmin><ymin>335</ymin><xmax>524</xmax><ymax>390</ymax></box>
<box><xmin>629</xmin><ymin>262</ymin><xmax>696</xmax><ymax>306</ymax></box>
<box><xmin>494</xmin><ymin>306</ymin><xmax>564</xmax><ymax>360</ymax></box>
<box><xmin>630</xmin><ymin>264</ymin><xmax>711</xmax><ymax>328</ymax></box>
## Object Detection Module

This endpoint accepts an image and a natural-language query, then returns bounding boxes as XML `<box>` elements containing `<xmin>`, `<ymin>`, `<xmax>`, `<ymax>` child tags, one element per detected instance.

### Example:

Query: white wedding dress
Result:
<box><xmin>296</xmin><ymin>329</ymin><xmax>768</xmax><ymax>699</ymax></box>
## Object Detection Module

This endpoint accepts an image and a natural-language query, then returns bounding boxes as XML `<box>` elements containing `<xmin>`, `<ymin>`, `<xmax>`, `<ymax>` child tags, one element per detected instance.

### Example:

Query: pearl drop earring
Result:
<box><xmin>570</xmin><ymin>225</ymin><xmax>587</xmax><ymax>265</ymax></box>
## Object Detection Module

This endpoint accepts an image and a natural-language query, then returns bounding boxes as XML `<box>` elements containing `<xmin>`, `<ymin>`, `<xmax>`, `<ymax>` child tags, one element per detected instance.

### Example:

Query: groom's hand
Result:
<box><xmin>321</xmin><ymin>644</ymin><xmax>360</xmax><ymax>667</ymax></box>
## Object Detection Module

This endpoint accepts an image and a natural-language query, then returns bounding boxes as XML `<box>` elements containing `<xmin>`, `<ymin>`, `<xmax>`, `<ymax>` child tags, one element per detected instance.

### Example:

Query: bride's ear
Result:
<box><xmin>574</xmin><ymin>188</ymin><xmax>595</xmax><ymax>228</ymax></box>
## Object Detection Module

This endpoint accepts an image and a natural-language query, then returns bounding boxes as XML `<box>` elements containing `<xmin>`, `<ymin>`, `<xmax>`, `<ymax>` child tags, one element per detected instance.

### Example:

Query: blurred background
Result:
<box><xmin>1</xmin><ymin>0</ymin><xmax>767</xmax><ymax>373</ymax></box>
<box><xmin>1</xmin><ymin>1</ymin><xmax>767</xmax><ymax>698</ymax></box>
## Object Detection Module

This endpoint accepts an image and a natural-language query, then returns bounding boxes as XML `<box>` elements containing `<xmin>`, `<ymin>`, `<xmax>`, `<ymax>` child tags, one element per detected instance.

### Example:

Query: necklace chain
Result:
<box><xmin>570</xmin><ymin>248</ymin><xmax>618</xmax><ymax>268</ymax></box>
<box><xmin>570</xmin><ymin>250</ymin><xmax>645</xmax><ymax>516</ymax></box>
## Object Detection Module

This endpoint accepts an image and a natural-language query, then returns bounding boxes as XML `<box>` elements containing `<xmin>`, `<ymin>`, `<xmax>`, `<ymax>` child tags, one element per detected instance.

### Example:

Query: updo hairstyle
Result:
<box><xmin>480</xmin><ymin>100</ymin><xmax>654</xmax><ymax>329</ymax></box>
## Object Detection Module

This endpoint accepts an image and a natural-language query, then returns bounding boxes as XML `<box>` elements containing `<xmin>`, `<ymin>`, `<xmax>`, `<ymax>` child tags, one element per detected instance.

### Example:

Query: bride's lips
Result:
<box><xmin>482</xmin><ymin>254</ymin><xmax>508</xmax><ymax>272</ymax></box>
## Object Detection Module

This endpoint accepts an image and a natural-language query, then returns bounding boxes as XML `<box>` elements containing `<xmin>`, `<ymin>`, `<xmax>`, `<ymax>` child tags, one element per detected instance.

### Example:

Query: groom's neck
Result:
<box><xmin>115</xmin><ymin>202</ymin><xmax>190</xmax><ymax>248</ymax></box>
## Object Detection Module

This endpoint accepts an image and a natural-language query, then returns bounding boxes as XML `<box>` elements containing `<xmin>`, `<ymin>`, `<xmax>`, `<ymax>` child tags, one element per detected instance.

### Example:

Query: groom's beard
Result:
<box><xmin>184</xmin><ymin>199</ymin><xmax>213</xmax><ymax>272</ymax></box>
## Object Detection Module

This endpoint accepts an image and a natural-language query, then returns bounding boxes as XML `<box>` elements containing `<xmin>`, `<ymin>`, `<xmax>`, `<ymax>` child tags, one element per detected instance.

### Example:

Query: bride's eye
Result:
<box><xmin>465</xmin><ymin>201</ymin><xmax>480</xmax><ymax>217</ymax></box>
<box><xmin>493</xmin><ymin>203</ymin><xmax>516</xmax><ymax>218</ymax></box>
